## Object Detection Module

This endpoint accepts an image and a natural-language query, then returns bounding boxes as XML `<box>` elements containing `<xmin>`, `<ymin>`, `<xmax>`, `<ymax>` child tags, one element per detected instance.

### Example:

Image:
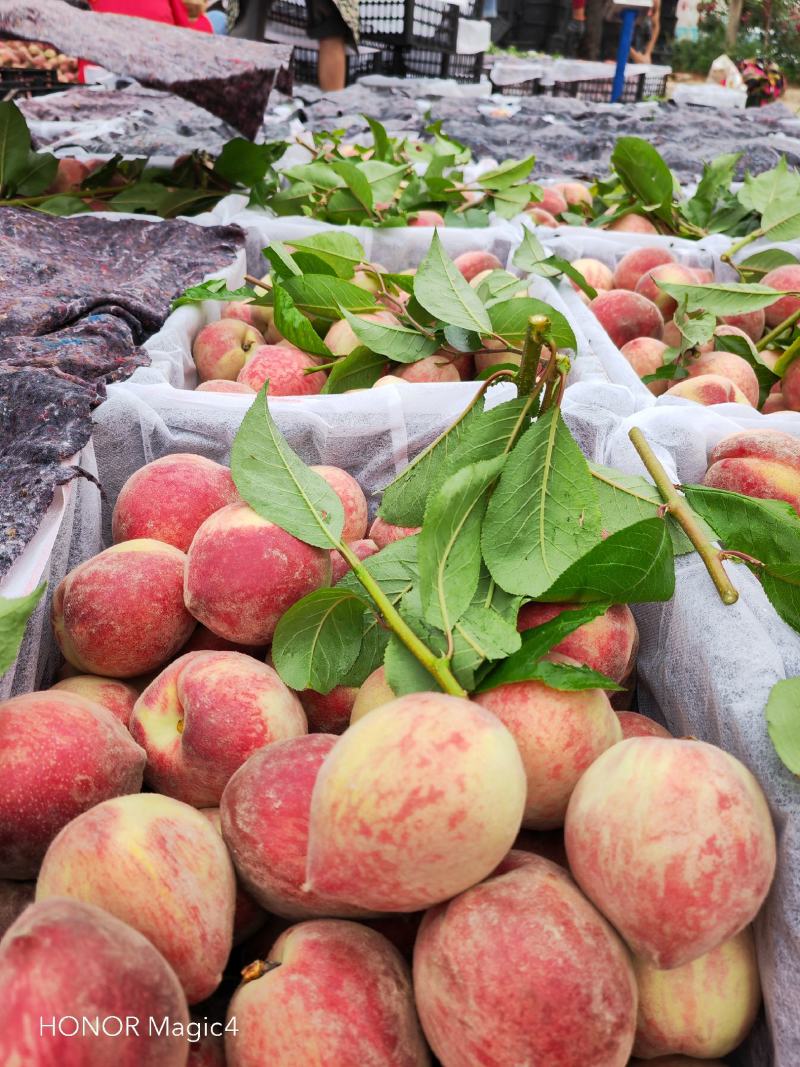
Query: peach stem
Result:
<box><xmin>628</xmin><ymin>427</ymin><xmax>739</xmax><ymax>606</ymax></box>
<box><xmin>756</xmin><ymin>308</ymin><xmax>800</xmax><ymax>352</ymax></box>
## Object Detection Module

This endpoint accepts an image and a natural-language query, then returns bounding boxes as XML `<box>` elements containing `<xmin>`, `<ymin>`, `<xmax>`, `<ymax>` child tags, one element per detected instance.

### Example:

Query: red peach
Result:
<box><xmin>330</xmin><ymin>537</ymin><xmax>379</xmax><ymax>583</ymax></box>
<box><xmin>621</xmin><ymin>337</ymin><xmax>670</xmax><ymax>394</ymax></box>
<box><xmin>350</xmin><ymin>665</ymin><xmax>396</xmax><ymax>724</ymax></box>
<box><xmin>569</xmin><ymin>257</ymin><xmax>614</xmax><ymax>292</ymax></box>
<box><xmin>199</xmin><ymin>808</ymin><xmax>267</xmax><ymax>946</ymax></box>
<box><xmin>452</xmin><ymin>250</ymin><xmax>503</xmax><ymax>281</ymax></box>
<box><xmin>553</xmin><ymin>181</ymin><xmax>593</xmax><ymax>207</ymax></box>
<box><xmin>225</xmin><ymin>920</ymin><xmax>430</xmax><ymax>1066</ymax></box>
<box><xmin>192</xmin><ymin>319</ymin><xmax>264</xmax><ymax>382</ymax></box>
<box><xmin>52</xmin><ymin>540</ymin><xmax>196</xmax><ymax>678</ymax></box>
<box><xmin>222</xmin><ymin>300</ymin><xmax>281</xmax><ymax>343</ymax></box>
<box><xmin>604</xmin><ymin>213</ymin><xmax>659</xmax><ymax>234</ymax></box>
<box><xmin>525</xmin><ymin>207</ymin><xmax>558</xmax><ymax>227</ymax></box>
<box><xmin>237</xmin><ymin>344</ymin><xmax>327</xmax><ymax>395</ymax></box>
<box><xmin>612</xmin><ymin>247</ymin><xmax>676</xmax><ymax>291</ymax></box>
<box><xmin>662</xmin><ymin>319</ymin><xmax>682</xmax><ymax>347</ymax></box>
<box><xmin>36</xmin><ymin>793</ymin><xmax>236</xmax><ymax>1003</ymax></box>
<box><xmin>413</xmin><ymin>852</ymin><xmax>637</xmax><ymax>1067</ymax></box>
<box><xmin>702</xmin><ymin>429</ymin><xmax>800</xmax><ymax>514</ymax></box>
<box><xmin>474</xmin><ymin>348</ymin><xmax>521</xmax><ymax>374</ymax></box>
<box><xmin>517</xmin><ymin>601</ymin><xmax>639</xmax><ymax>683</ymax></box>
<box><xmin>687</xmin><ymin>351</ymin><xmax>759</xmax><ymax>406</ymax></box>
<box><xmin>708</xmin><ymin>428</ymin><xmax>800</xmax><ymax>467</ymax></box>
<box><xmin>565</xmin><ymin>738</ymin><xmax>777</xmax><ymax>968</ymax></box>
<box><xmin>368</xmin><ymin>516</ymin><xmax>421</xmax><ymax>548</ymax></box>
<box><xmin>536</xmin><ymin>186</ymin><xmax>568</xmax><ymax>217</ymax></box>
<box><xmin>664</xmin><ymin>374</ymin><xmax>751</xmax><ymax>406</ymax></box>
<box><xmin>50</xmin><ymin>674</ymin><xmax>139</xmax><ymax>726</ymax></box>
<box><xmin>409</xmin><ymin>210</ymin><xmax>444</xmax><ymax>226</ymax></box>
<box><xmin>299</xmin><ymin>686</ymin><xmax>357</xmax><ymax>734</ymax></box>
<box><xmin>0</xmin><ymin>899</ymin><xmax>189</xmax><ymax>1067</ymax></box>
<box><xmin>762</xmin><ymin>265</ymin><xmax>800</xmax><ymax>327</ymax></box>
<box><xmin>310</xmin><ymin>465</ymin><xmax>368</xmax><ymax>541</ymax></box>
<box><xmin>180</xmin><ymin>623</ymin><xmax>267</xmax><ymax>658</ymax></box>
<box><xmin>616</xmin><ymin>711</ymin><xmax>672</xmax><ymax>739</ymax></box>
<box><xmin>130</xmin><ymin>651</ymin><xmax>307</xmax><ymax>807</ymax></box>
<box><xmin>589</xmin><ymin>289</ymin><xmax>664</xmax><ymax>348</ymax></box>
<box><xmin>720</xmin><ymin>307</ymin><xmax>766</xmax><ymax>344</ymax></box>
<box><xmin>635</xmin><ymin>263</ymin><xmax>700</xmax><ymax>319</ymax></box>
<box><xmin>184</xmin><ymin>502</ymin><xmax>331</xmax><ymax>645</ymax></box>
<box><xmin>762</xmin><ymin>391</ymin><xmax>789</xmax><ymax>414</ymax></box>
<box><xmin>782</xmin><ymin>356</ymin><xmax>800</xmax><ymax>410</ymax></box>
<box><xmin>305</xmin><ymin>693</ymin><xmax>526</xmax><ymax>912</ymax></box>
<box><xmin>691</xmin><ymin>267</ymin><xmax>715</xmax><ymax>284</ymax></box>
<box><xmin>393</xmin><ymin>356</ymin><xmax>461</xmax><ymax>383</ymax></box>
<box><xmin>324</xmin><ymin>311</ymin><xmax>398</xmax><ymax>358</ymax></box>
<box><xmin>46</xmin><ymin>157</ymin><xmax>91</xmax><ymax>193</ymax></box>
<box><xmin>112</xmin><ymin>453</ymin><xmax>240</xmax><ymax>552</ymax></box>
<box><xmin>0</xmin><ymin>881</ymin><xmax>34</xmax><ymax>938</ymax></box>
<box><xmin>196</xmin><ymin>379</ymin><xmax>255</xmax><ymax>394</ymax></box>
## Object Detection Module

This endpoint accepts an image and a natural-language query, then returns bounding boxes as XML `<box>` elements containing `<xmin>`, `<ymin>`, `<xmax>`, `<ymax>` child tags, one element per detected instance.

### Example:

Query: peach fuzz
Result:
<box><xmin>50</xmin><ymin>673</ymin><xmax>139</xmax><ymax>726</ymax></box>
<box><xmin>621</xmin><ymin>337</ymin><xmax>670</xmax><ymax>394</ymax></box>
<box><xmin>299</xmin><ymin>686</ymin><xmax>357</xmax><ymax>734</ymax></box>
<box><xmin>687</xmin><ymin>351</ymin><xmax>759</xmax><ymax>406</ymax></box>
<box><xmin>409</xmin><ymin>210</ymin><xmax>444</xmax><ymax>226</ymax></box>
<box><xmin>633</xmin><ymin>926</ymin><xmax>760</xmax><ymax>1059</ymax></box>
<box><xmin>310</xmin><ymin>465</ymin><xmax>368</xmax><ymax>541</ymax></box>
<box><xmin>112</xmin><ymin>452</ymin><xmax>239</xmax><ymax>552</ymax></box>
<box><xmin>589</xmin><ymin>289</ymin><xmax>664</xmax><ymax>349</ymax></box>
<box><xmin>570</xmin><ymin>257</ymin><xmax>614</xmax><ymax>292</ymax></box>
<box><xmin>452</xmin><ymin>250</ymin><xmax>503</xmax><ymax>281</ymax></box>
<box><xmin>196</xmin><ymin>379</ymin><xmax>255</xmax><ymax>394</ymax></box>
<box><xmin>350</xmin><ymin>664</ymin><xmax>395</xmax><ymax>724</ymax></box>
<box><xmin>474</xmin><ymin>660</ymin><xmax>622</xmax><ymax>829</ymax></box>
<box><xmin>565</xmin><ymin>737</ymin><xmax>776</xmax><ymax>968</ymax></box>
<box><xmin>762</xmin><ymin>264</ymin><xmax>800</xmax><ymax>327</ymax></box>
<box><xmin>130</xmin><ymin>651</ymin><xmax>306</xmax><ymax>806</ymax></box>
<box><xmin>720</xmin><ymin>307</ymin><xmax>766</xmax><ymax>344</ymax></box>
<box><xmin>635</xmin><ymin>262</ymin><xmax>699</xmax><ymax>319</ymax></box>
<box><xmin>536</xmin><ymin>186</ymin><xmax>568</xmax><ymax>217</ymax></box>
<box><xmin>36</xmin><ymin>792</ymin><xmax>236</xmax><ymax>1003</ymax></box>
<box><xmin>237</xmin><ymin>344</ymin><xmax>327</xmax><ymax>396</ymax></box>
<box><xmin>330</xmin><ymin>537</ymin><xmax>379</xmax><ymax>583</ymax></box>
<box><xmin>324</xmin><ymin>310</ymin><xmax>397</xmax><ymax>358</ymax></box>
<box><xmin>199</xmin><ymin>808</ymin><xmax>266</xmax><ymax>945</ymax></box>
<box><xmin>691</xmin><ymin>267</ymin><xmax>715</xmax><ymax>284</ymax></box>
<box><xmin>52</xmin><ymin>539</ymin><xmax>195</xmax><ymax>678</ymax></box>
<box><xmin>305</xmin><ymin>693</ymin><xmax>526</xmax><ymax>912</ymax></box>
<box><xmin>553</xmin><ymin>180</ymin><xmax>593</xmax><ymax>207</ymax></box>
<box><xmin>782</xmin><ymin>356</ymin><xmax>800</xmax><ymax>410</ymax></box>
<box><xmin>192</xmin><ymin>318</ymin><xmax>263</xmax><ymax>382</ymax></box>
<box><xmin>518</xmin><ymin>601</ymin><xmax>638</xmax><ymax>683</ymax></box>
<box><xmin>612</xmin><ymin>247</ymin><xmax>676</xmax><ymax>291</ymax></box>
<box><xmin>184</xmin><ymin>502</ymin><xmax>331</xmax><ymax>645</ymax></box>
<box><xmin>0</xmin><ymin>691</ymin><xmax>144</xmax><ymax>878</ymax></box>
<box><xmin>368</xmin><ymin>516</ymin><xmax>421</xmax><ymax>548</ymax></box>
<box><xmin>220</xmin><ymin>735</ymin><xmax>373</xmax><ymax>919</ymax></box>
<box><xmin>222</xmin><ymin>300</ymin><xmax>281</xmax><ymax>343</ymax></box>
<box><xmin>617</xmin><ymin>711</ymin><xmax>672</xmax><ymax>740</ymax></box>
<box><xmin>413</xmin><ymin>852</ymin><xmax>637</xmax><ymax>1067</ymax></box>
<box><xmin>0</xmin><ymin>899</ymin><xmax>189</xmax><ymax>1067</ymax></box>
<box><xmin>525</xmin><ymin>206</ymin><xmax>558</xmax><ymax>227</ymax></box>
<box><xmin>702</xmin><ymin>428</ymin><xmax>800</xmax><ymax>515</ymax></box>
<box><xmin>604</xmin><ymin>212</ymin><xmax>659</xmax><ymax>234</ymax></box>
<box><xmin>225</xmin><ymin>920</ymin><xmax>430</xmax><ymax>1067</ymax></box>
<box><xmin>0</xmin><ymin>881</ymin><xmax>34</xmax><ymax>938</ymax></box>
<box><xmin>664</xmin><ymin>374</ymin><xmax>751</xmax><ymax>406</ymax></box>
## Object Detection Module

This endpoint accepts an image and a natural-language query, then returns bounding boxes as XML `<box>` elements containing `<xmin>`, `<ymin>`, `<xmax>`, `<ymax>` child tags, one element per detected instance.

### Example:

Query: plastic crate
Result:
<box><xmin>549</xmin><ymin>73</ymin><xmax>647</xmax><ymax>104</ymax></box>
<box><xmin>385</xmin><ymin>45</ymin><xmax>484</xmax><ymax>83</ymax></box>
<box><xmin>0</xmin><ymin>66</ymin><xmax>61</xmax><ymax>97</ymax></box>
<box><xmin>642</xmin><ymin>72</ymin><xmax>669</xmax><ymax>97</ymax></box>
<box><xmin>491</xmin><ymin>75</ymin><xmax>544</xmax><ymax>97</ymax></box>
<box><xmin>269</xmin><ymin>0</ymin><xmax>460</xmax><ymax>50</ymax></box>
<box><xmin>290</xmin><ymin>45</ymin><xmax>387</xmax><ymax>85</ymax></box>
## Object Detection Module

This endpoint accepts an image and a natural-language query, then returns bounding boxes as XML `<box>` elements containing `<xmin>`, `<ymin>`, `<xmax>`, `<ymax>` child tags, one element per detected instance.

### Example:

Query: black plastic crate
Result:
<box><xmin>0</xmin><ymin>66</ymin><xmax>61</xmax><ymax>97</ymax></box>
<box><xmin>549</xmin><ymin>73</ymin><xmax>647</xmax><ymax>104</ymax></box>
<box><xmin>384</xmin><ymin>45</ymin><xmax>483</xmax><ymax>83</ymax></box>
<box><xmin>490</xmin><ymin>75</ymin><xmax>544</xmax><ymax>97</ymax></box>
<box><xmin>269</xmin><ymin>0</ymin><xmax>460</xmax><ymax>50</ymax></box>
<box><xmin>290</xmin><ymin>45</ymin><xmax>387</xmax><ymax>85</ymax></box>
<box><xmin>642</xmin><ymin>72</ymin><xmax>669</xmax><ymax>97</ymax></box>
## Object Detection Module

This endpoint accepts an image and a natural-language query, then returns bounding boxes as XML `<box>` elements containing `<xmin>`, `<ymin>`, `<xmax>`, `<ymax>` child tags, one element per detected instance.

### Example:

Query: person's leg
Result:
<box><xmin>307</xmin><ymin>0</ymin><xmax>354</xmax><ymax>90</ymax></box>
<box><xmin>317</xmin><ymin>34</ymin><xmax>347</xmax><ymax>90</ymax></box>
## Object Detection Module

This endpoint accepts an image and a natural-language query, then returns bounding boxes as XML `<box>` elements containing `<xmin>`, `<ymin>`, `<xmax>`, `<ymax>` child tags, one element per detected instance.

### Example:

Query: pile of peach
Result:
<box><xmin>529</xmin><ymin>181</ymin><xmax>667</xmax><ymax>236</ymax></box>
<box><xmin>572</xmin><ymin>247</ymin><xmax>800</xmax><ymax>413</ymax></box>
<box><xmin>0</xmin><ymin>450</ymin><xmax>778</xmax><ymax>1065</ymax></box>
<box><xmin>0</xmin><ymin>39</ymin><xmax>78</xmax><ymax>81</ymax></box>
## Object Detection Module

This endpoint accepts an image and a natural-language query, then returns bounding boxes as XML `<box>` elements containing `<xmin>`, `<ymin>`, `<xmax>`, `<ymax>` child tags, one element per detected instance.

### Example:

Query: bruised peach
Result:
<box><xmin>310</xmin><ymin>465</ymin><xmax>368</xmax><ymax>541</ymax></box>
<box><xmin>612</xmin><ymin>247</ymin><xmax>676</xmax><ymax>292</ymax></box>
<box><xmin>368</xmin><ymin>516</ymin><xmax>421</xmax><ymax>548</ymax></box>
<box><xmin>237</xmin><ymin>344</ymin><xmax>327</xmax><ymax>395</ymax></box>
<box><xmin>565</xmin><ymin>738</ymin><xmax>776</xmax><ymax>968</ymax></box>
<box><xmin>50</xmin><ymin>674</ymin><xmax>139</xmax><ymax>726</ymax></box>
<box><xmin>330</xmin><ymin>538</ymin><xmax>379</xmax><ymax>583</ymax></box>
<box><xmin>590</xmin><ymin>289</ymin><xmax>664</xmax><ymax>349</ymax></box>
<box><xmin>350</xmin><ymin>665</ymin><xmax>395</xmax><ymax>724</ymax></box>
<box><xmin>687</xmin><ymin>351</ymin><xmax>759</xmax><ymax>406</ymax></box>
<box><xmin>112</xmin><ymin>453</ymin><xmax>240</xmax><ymax>552</ymax></box>
<box><xmin>192</xmin><ymin>319</ymin><xmax>264</xmax><ymax>382</ymax></box>
<box><xmin>517</xmin><ymin>601</ymin><xmax>638</xmax><ymax>683</ymax></box>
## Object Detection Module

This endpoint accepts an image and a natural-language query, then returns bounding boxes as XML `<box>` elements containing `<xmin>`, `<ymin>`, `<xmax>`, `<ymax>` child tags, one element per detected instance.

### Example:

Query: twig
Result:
<box><xmin>757</xmin><ymin>307</ymin><xmax>800</xmax><ymax>351</ymax></box>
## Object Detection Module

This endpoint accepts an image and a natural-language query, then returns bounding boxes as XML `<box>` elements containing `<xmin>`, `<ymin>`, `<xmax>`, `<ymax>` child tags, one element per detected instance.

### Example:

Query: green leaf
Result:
<box><xmin>108</xmin><ymin>182</ymin><xmax>170</xmax><ymax>213</ymax></box>
<box><xmin>338</xmin><ymin>307</ymin><xmax>438</xmax><ymax>362</ymax></box>
<box><xmin>290</xmin><ymin>232</ymin><xmax>364</xmax><ymax>278</ymax></box>
<box><xmin>738</xmin><ymin>157</ymin><xmax>800</xmax><ymax>216</ymax></box>
<box><xmin>0</xmin><ymin>100</ymin><xmax>33</xmax><ymax>196</ymax></box>
<box><xmin>384</xmin><ymin>631</ymin><xmax>444</xmax><ymax>696</ymax></box>
<box><xmin>513</xmin><ymin>229</ymin><xmax>561</xmax><ymax>277</ymax></box>
<box><xmin>33</xmin><ymin>196</ymin><xmax>90</xmax><ymax>216</ymax></box>
<box><xmin>473</xmin><ymin>270</ymin><xmax>527</xmax><ymax>306</ymax></box>
<box><xmin>359</xmin><ymin>160</ymin><xmax>407</xmax><ymax>203</ymax></box>
<box><xmin>658</xmin><ymin>282</ymin><xmax>785</xmax><ymax>316</ymax></box>
<box><xmin>364</xmin><ymin>115</ymin><xmax>393</xmax><ymax>162</ymax></box>
<box><xmin>264</xmin><ymin>241</ymin><xmax>303</xmax><ymax>280</ymax></box>
<box><xmin>230</xmin><ymin>386</ymin><xmax>344</xmax><ymax>547</ymax></box>
<box><xmin>611</xmin><ymin>136</ymin><xmax>675</xmax><ymax>223</ymax></box>
<box><xmin>413</xmin><ymin>232</ymin><xmax>492</xmax><ymax>335</ymax></box>
<box><xmin>282</xmin><ymin>275</ymin><xmax>378</xmax><ymax>321</ymax></box>
<box><xmin>737</xmin><ymin>249</ymin><xmax>800</xmax><ymax>274</ymax></box>
<box><xmin>269</xmin><ymin>180</ymin><xmax>316</xmax><ymax>215</ymax></box>
<box><xmin>451</xmin><ymin>602</ymin><xmax>522</xmax><ymax>687</ymax></box>
<box><xmin>478</xmin><ymin>155</ymin><xmax>536</xmax><ymax>190</ymax></box>
<box><xmin>488</xmin><ymin>297</ymin><xmax>577</xmax><ymax>351</ymax></box>
<box><xmin>14</xmin><ymin>149</ymin><xmax>58</xmax><ymax>198</ymax></box>
<box><xmin>419</xmin><ymin>456</ymin><xmax>506</xmax><ymax>633</ymax></box>
<box><xmin>482</xmin><ymin>408</ymin><xmax>602</xmax><ymax>597</ymax></box>
<box><xmin>760</xmin><ymin>197</ymin><xmax>800</xmax><ymax>243</ymax></box>
<box><xmin>672</xmin><ymin>301</ymin><xmax>716</xmax><ymax>351</ymax></box>
<box><xmin>171</xmin><ymin>278</ymin><xmax>254</xmax><ymax>310</ymax></box>
<box><xmin>337</xmin><ymin>534</ymin><xmax>420</xmax><ymax>600</ymax></box>
<box><xmin>443</xmin><ymin>324</ymin><xmax>482</xmax><ymax>352</ymax></box>
<box><xmin>765</xmin><ymin>678</ymin><xmax>800</xmax><ymax>775</ymax></box>
<box><xmin>214</xmin><ymin>137</ymin><xmax>286</xmax><ymax>186</ymax></box>
<box><xmin>505</xmin><ymin>658</ymin><xmax>623</xmax><ymax>692</ymax></box>
<box><xmin>331</xmin><ymin>160</ymin><xmax>374</xmax><ymax>213</ymax></box>
<box><xmin>0</xmin><ymin>583</ymin><xmax>46</xmax><ymax>675</ymax></box>
<box><xmin>775</xmin><ymin>350</ymin><xmax>800</xmax><ymax>378</ymax></box>
<box><xmin>283</xmin><ymin>162</ymin><xmax>344</xmax><ymax>190</ymax></box>
<box><xmin>159</xmin><ymin>188</ymin><xmax>221</xmax><ymax>219</ymax></box>
<box><xmin>683</xmin><ymin>153</ymin><xmax>740</xmax><ymax>229</ymax></box>
<box><xmin>271</xmin><ymin>588</ymin><xmax>370</xmax><ymax>693</ymax></box>
<box><xmin>589</xmin><ymin>463</ymin><xmax>697</xmax><ymax>555</ymax></box>
<box><xmin>273</xmin><ymin>286</ymin><xmax>332</xmax><ymax>358</ymax></box>
<box><xmin>321</xmin><ymin>347</ymin><xmax>386</xmax><ymax>393</ymax></box>
<box><xmin>541</xmin><ymin>518</ymin><xmax>676</xmax><ymax>603</ymax></box>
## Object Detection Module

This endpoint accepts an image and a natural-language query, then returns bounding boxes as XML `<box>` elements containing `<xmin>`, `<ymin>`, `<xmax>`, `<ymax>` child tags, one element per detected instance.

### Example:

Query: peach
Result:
<box><xmin>393</xmin><ymin>356</ymin><xmax>461</xmax><ymax>383</ymax></box>
<box><xmin>199</xmin><ymin>808</ymin><xmax>266</xmax><ymax>945</ymax></box>
<box><xmin>324</xmin><ymin>310</ymin><xmax>397</xmax><ymax>357</ymax></box>
<box><xmin>635</xmin><ymin>263</ymin><xmax>700</xmax><ymax>319</ymax></box>
<box><xmin>553</xmin><ymin>180</ymin><xmax>593</xmax><ymax>207</ymax></box>
<box><xmin>702</xmin><ymin>428</ymin><xmax>800</xmax><ymax>515</ymax></box>
<box><xmin>474</xmin><ymin>659</ymin><xmax>622</xmax><ymax>828</ymax></box>
<box><xmin>762</xmin><ymin>391</ymin><xmax>789</xmax><ymax>414</ymax></box>
<box><xmin>225</xmin><ymin>920</ymin><xmax>430</xmax><ymax>1066</ymax></box>
<box><xmin>305</xmin><ymin>693</ymin><xmax>526</xmax><ymax>912</ymax></box>
<box><xmin>621</xmin><ymin>337</ymin><xmax>670</xmax><ymax>394</ymax></box>
<box><xmin>52</xmin><ymin>540</ymin><xmax>195</xmax><ymax>677</ymax></box>
<box><xmin>662</xmin><ymin>318</ymin><xmax>682</xmax><ymax>347</ymax></box>
<box><xmin>409</xmin><ymin>210</ymin><xmax>444</xmax><ymax>226</ymax></box>
<box><xmin>453</xmin><ymin>250</ymin><xmax>503</xmax><ymax>281</ymax></box>
<box><xmin>413</xmin><ymin>852</ymin><xmax>637</xmax><ymax>1067</ymax></box>
<box><xmin>0</xmin><ymin>899</ymin><xmax>189</xmax><ymax>1066</ymax></box>
<box><xmin>330</xmin><ymin>537</ymin><xmax>379</xmax><ymax>583</ymax></box>
<box><xmin>0</xmin><ymin>881</ymin><xmax>34</xmax><ymax>938</ymax></box>
<box><xmin>50</xmin><ymin>674</ymin><xmax>139</xmax><ymax>726</ymax></box>
<box><xmin>222</xmin><ymin>300</ymin><xmax>281</xmax><ymax>343</ymax></box>
<box><xmin>687</xmin><ymin>351</ymin><xmax>759</xmax><ymax>406</ymax></box>
<box><xmin>517</xmin><ymin>601</ymin><xmax>639</xmax><ymax>683</ymax></box>
<box><xmin>36</xmin><ymin>793</ymin><xmax>236</xmax><ymax>1003</ymax></box>
<box><xmin>525</xmin><ymin>206</ymin><xmax>558</xmax><ymax>227</ymax></box>
<box><xmin>708</xmin><ymin>428</ymin><xmax>800</xmax><ymax>467</ymax></box>
<box><xmin>46</xmin><ymin>156</ymin><xmax>91</xmax><ymax>193</ymax></box>
<box><xmin>192</xmin><ymin>319</ymin><xmax>264</xmax><ymax>382</ymax></box>
<box><xmin>762</xmin><ymin>264</ymin><xmax>800</xmax><ymax>327</ymax></box>
<box><xmin>474</xmin><ymin>347</ymin><xmax>521</xmax><ymax>374</ymax></box>
<box><xmin>630</xmin><ymin>1060</ymin><xmax>727</xmax><ymax>1066</ymax></box>
<box><xmin>701</xmin><ymin>323</ymin><xmax>756</xmax><ymax>353</ymax></box>
<box><xmin>1</xmin><ymin>691</ymin><xmax>144</xmax><ymax>879</ymax></box>
<box><xmin>310</xmin><ymin>465</ymin><xmax>368</xmax><ymax>541</ymax></box>
<box><xmin>691</xmin><ymin>267</ymin><xmax>715</xmax><ymax>284</ymax></box>
<box><xmin>565</xmin><ymin>738</ymin><xmax>777</xmax><ymax>968</ymax></box>
<box><xmin>368</xmin><ymin>516</ymin><xmax>421</xmax><ymax>548</ymax></box>
<box><xmin>196</xmin><ymin>379</ymin><xmax>255</xmax><ymax>393</ymax></box>
<box><xmin>633</xmin><ymin>926</ymin><xmax>760</xmax><ymax>1059</ymax></box>
<box><xmin>237</xmin><ymin>344</ymin><xmax>327</xmax><ymax>395</ymax></box>
<box><xmin>536</xmin><ymin>186</ymin><xmax>568</xmax><ymax>217</ymax></box>
<box><xmin>569</xmin><ymin>257</ymin><xmax>614</xmax><ymax>292</ymax></box>
<box><xmin>220</xmin><ymin>734</ymin><xmax>372</xmax><ymax>918</ymax></box>
<box><xmin>350</xmin><ymin>664</ymin><xmax>395</xmax><ymax>724</ymax></box>
<box><xmin>130</xmin><ymin>651</ymin><xmax>306</xmax><ymax>806</ymax></box>
<box><xmin>590</xmin><ymin>289</ymin><xmax>664</xmax><ymax>348</ymax></box>
<box><xmin>782</xmin><ymin>356</ymin><xmax>800</xmax><ymax>410</ymax></box>
<box><xmin>184</xmin><ymin>502</ymin><xmax>331</xmax><ymax>645</ymax></box>
<box><xmin>664</xmin><ymin>374</ymin><xmax>751</xmax><ymax>406</ymax></box>
<box><xmin>299</xmin><ymin>686</ymin><xmax>357</xmax><ymax>734</ymax></box>
<box><xmin>720</xmin><ymin>307</ymin><xmax>766</xmax><ymax>343</ymax></box>
<box><xmin>112</xmin><ymin>453</ymin><xmax>240</xmax><ymax>552</ymax></box>
<box><xmin>605</xmin><ymin>213</ymin><xmax>659</xmax><ymax>234</ymax></box>
<box><xmin>180</xmin><ymin>623</ymin><xmax>266</xmax><ymax>658</ymax></box>
<box><xmin>612</xmin><ymin>247</ymin><xmax>676</xmax><ymax>291</ymax></box>
<box><xmin>617</xmin><ymin>711</ymin><xmax>672</xmax><ymax>739</ymax></box>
